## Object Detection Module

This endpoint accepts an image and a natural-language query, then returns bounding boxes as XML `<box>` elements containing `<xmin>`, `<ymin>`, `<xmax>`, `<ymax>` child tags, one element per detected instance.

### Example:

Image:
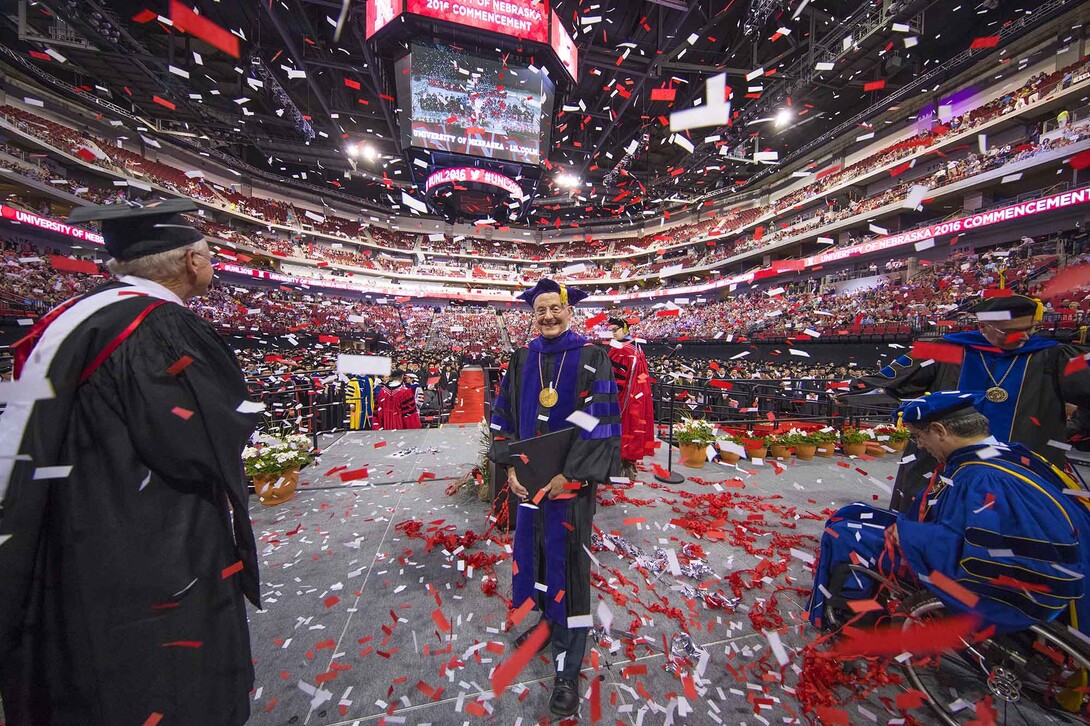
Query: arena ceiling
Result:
<box><xmin>0</xmin><ymin>0</ymin><xmax>1084</xmax><ymax>229</ymax></box>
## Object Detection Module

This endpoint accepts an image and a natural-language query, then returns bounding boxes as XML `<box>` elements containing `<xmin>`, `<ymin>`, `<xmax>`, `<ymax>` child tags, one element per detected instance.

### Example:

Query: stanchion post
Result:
<box><xmin>655</xmin><ymin>380</ymin><xmax>686</xmax><ymax>484</ymax></box>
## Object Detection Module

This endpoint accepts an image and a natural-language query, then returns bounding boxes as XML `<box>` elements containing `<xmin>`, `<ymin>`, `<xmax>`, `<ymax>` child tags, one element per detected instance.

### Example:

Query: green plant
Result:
<box><xmin>243</xmin><ymin>433</ymin><xmax>313</xmax><ymax>477</ymax></box>
<box><xmin>840</xmin><ymin>425</ymin><xmax>874</xmax><ymax>444</ymax></box>
<box><xmin>676</xmin><ymin>417</ymin><xmax>718</xmax><ymax>447</ymax></box>
<box><xmin>774</xmin><ymin>429</ymin><xmax>809</xmax><ymax>447</ymax></box>
<box><xmin>739</xmin><ymin>431</ymin><xmax>769</xmax><ymax>449</ymax></box>
<box><xmin>875</xmin><ymin>424</ymin><xmax>911</xmax><ymax>443</ymax></box>
<box><xmin>806</xmin><ymin>429</ymin><xmax>838</xmax><ymax>445</ymax></box>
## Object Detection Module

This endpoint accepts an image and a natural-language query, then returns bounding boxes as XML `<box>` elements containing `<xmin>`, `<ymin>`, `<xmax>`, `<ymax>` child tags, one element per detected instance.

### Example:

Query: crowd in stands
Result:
<box><xmin>0</xmin><ymin>51</ymin><xmax>1086</xmax><ymax>288</ymax></box>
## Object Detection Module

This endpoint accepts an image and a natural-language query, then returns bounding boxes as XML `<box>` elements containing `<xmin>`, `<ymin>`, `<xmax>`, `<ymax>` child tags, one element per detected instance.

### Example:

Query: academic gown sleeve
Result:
<box><xmin>562</xmin><ymin>346</ymin><xmax>622</xmax><ymax>484</ymax></box>
<box><xmin>488</xmin><ymin>349</ymin><xmax>524</xmax><ymax>467</ymax></box>
<box><xmin>1057</xmin><ymin>343</ymin><xmax>1090</xmax><ymax>407</ymax></box>
<box><xmin>101</xmin><ymin>305</ymin><xmax>262</xmax><ymax>607</ymax></box>
<box><xmin>848</xmin><ymin>353</ymin><xmax>942</xmax><ymax>400</ymax></box>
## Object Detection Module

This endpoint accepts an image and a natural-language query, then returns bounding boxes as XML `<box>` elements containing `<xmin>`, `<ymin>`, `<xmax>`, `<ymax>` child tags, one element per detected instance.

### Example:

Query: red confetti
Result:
<box><xmin>510</xmin><ymin>596</ymin><xmax>536</xmax><ymax>627</ymax></box>
<box><xmin>221</xmin><ymin>560</ymin><xmax>244</xmax><ymax>579</ymax></box>
<box><xmin>338</xmin><ymin>467</ymin><xmax>369</xmax><ymax>483</ymax></box>
<box><xmin>491</xmin><ymin>620</ymin><xmax>549</xmax><ymax>695</ymax></box>
<box><xmin>1069</xmin><ymin>149</ymin><xmax>1090</xmax><ymax>171</ymax></box>
<box><xmin>171</xmin><ymin>406</ymin><xmax>194</xmax><ymax>420</ymax></box>
<box><xmin>152</xmin><ymin>95</ymin><xmax>176</xmax><ymax>111</ymax></box>
<box><xmin>927</xmin><ymin>570</ymin><xmax>980</xmax><ymax>608</ymax></box>
<box><xmin>910</xmin><ymin>341</ymin><xmax>964</xmax><ymax>365</ymax></box>
<box><xmin>831</xmin><ymin>614</ymin><xmax>979</xmax><ymax>657</ymax></box>
<box><xmin>170</xmin><ymin>0</ymin><xmax>241</xmax><ymax>58</ymax></box>
<box><xmin>323</xmin><ymin>595</ymin><xmax>340</xmax><ymax>608</ymax></box>
<box><xmin>1065</xmin><ymin>355</ymin><xmax>1089</xmax><ymax>377</ymax></box>
<box><xmin>650</xmin><ymin>87</ymin><xmax>677</xmax><ymax>102</ymax></box>
<box><xmin>161</xmin><ymin>641</ymin><xmax>203</xmax><ymax>648</ymax></box>
<box><xmin>863</xmin><ymin>80</ymin><xmax>886</xmax><ymax>92</ymax></box>
<box><xmin>970</xmin><ymin>35</ymin><xmax>1000</xmax><ymax>49</ymax></box>
<box><xmin>142</xmin><ymin>714</ymin><xmax>164</xmax><ymax>726</ymax></box>
<box><xmin>344</xmin><ymin>78</ymin><xmax>361</xmax><ymax>90</ymax></box>
<box><xmin>431</xmin><ymin>608</ymin><xmax>451</xmax><ymax>632</ymax></box>
<box><xmin>166</xmin><ymin>355</ymin><xmax>194</xmax><ymax>376</ymax></box>
<box><xmin>132</xmin><ymin>9</ymin><xmax>158</xmax><ymax>23</ymax></box>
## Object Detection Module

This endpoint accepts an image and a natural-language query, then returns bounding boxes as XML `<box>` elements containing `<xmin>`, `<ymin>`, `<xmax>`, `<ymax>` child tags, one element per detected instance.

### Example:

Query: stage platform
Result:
<box><xmin>246</xmin><ymin>427</ymin><xmax>903</xmax><ymax>725</ymax></box>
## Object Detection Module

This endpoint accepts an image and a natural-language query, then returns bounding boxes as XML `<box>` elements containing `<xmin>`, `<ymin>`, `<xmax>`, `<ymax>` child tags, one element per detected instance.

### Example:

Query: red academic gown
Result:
<box><xmin>373</xmin><ymin>382</ymin><xmax>422</xmax><ymax>430</ymax></box>
<box><xmin>606</xmin><ymin>338</ymin><xmax>656</xmax><ymax>462</ymax></box>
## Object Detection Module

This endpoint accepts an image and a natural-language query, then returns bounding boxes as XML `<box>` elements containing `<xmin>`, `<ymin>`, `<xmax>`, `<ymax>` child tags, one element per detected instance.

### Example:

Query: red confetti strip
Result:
<box><xmin>831</xmin><ymin>614</ymin><xmax>979</xmax><ymax>657</ymax></box>
<box><xmin>152</xmin><ymin>95</ymin><xmax>176</xmax><ymax>111</ymax></box>
<box><xmin>431</xmin><ymin>608</ymin><xmax>451</xmax><ymax>632</ymax></box>
<box><xmin>170</xmin><ymin>0</ymin><xmax>240</xmax><ymax>58</ymax></box>
<box><xmin>142</xmin><ymin>714</ymin><xmax>164</xmax><ymax>726</ymax></box>
<box><xmin>166</xmin><ymin>355</ymin><xmax>193</xmax><ymax>376</ymax></box>
<box><xmin>171</xmin><ymin>406</ymin><xmax>194</xmax><ymax>420</ymax></box>
<box><xmin>910</xmin><ymin>341</ymin><xmax>964</xmax><ymax>365</ymax></box>
<box><xmin>338</xmin><ymin>467</ymin><xmax>369</xmax><ymax>483</ymax></box>
<box><xmin>510</xmin><ymin>596</ymin><xmax>536</xmax><ymax>627</ymax></box>
<box><xmin>162</xmin><ymin>641</ymin><xmax>203</xmax><ymax>648</ymax></box>
<box><xmin>221</xmin><ymin>560</ymin><xmax>244</xmax><ymax>579</ymax></box>
<box><xmin>623</xmin><ymin>517</ymin><xmax>646</xmax><ymax>526</ymax></box>
<box><xmin>650</xmin><ymin>87</ymin><xmax>677</xmax><ymax>102</ymax></box>
<box><xmin>323</xmin><ymin>595</ymin><xmax>340</xmax><ymax>608</ymax></box>
<box><xmin>1064</xmin><ymin>355</ymin><xmax>1089</xmax><ymax>377</ymax></box>
<box><xmin>928</xmin><ymin>570</ymin><xmax>980</xmax><ymax>608</ymax></box>
<box><xmin>970</xmin><ymin>35</ymin><xmax>1000</xmax><ymax>49</ymax></box>
<box><xmin>491</xmin><ymin>620</ymin><xmax>549</xmax><ymax>695</ymax></box>
<box><xmin>863</xmin><ymin>80</ymin><xmax>886</xmax><ymax>92</ymax></box>
<box><xmin>132</xmin><ymin>9</ymin><xmax>158</xmax><ymax>23</ymax></box>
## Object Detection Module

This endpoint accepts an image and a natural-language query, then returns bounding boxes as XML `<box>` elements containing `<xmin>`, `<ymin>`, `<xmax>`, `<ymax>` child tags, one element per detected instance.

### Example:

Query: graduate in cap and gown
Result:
<box><xmin>372</xmin><ymin>369</ymin><xmax>422</xmax><ymax>430</ymax></box>
<box><xmin>846</xmin><ymin>294</ymin><xmax>1090</xmax><ymax>512</ymax></box>
<box><xmin>605</xmin><ymin>317</ymin><xmax>656</xmax><ymax>479</ymax></box>
<box><xmin>0</xmin><ymin>200</ymin><xmax>261</xmax><ymax>725</ymax></box>
<box><xmin>807</xmin><ymin>391</ymin><xmax>1090</xmax><ymax>635</ymax></box>
<box><xmin>488</xmin><ymin>278</ymin><xmax>621</xmax><ymax>718</ymax></box>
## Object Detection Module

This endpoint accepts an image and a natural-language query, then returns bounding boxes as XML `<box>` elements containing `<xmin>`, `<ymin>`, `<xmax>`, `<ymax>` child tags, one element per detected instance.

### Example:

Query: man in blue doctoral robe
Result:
<box><xmin>489</xmin><ymin>278</ymin><xmax>621</xmax><ymax>718</ymax></box>
<box><xmin>808</xmin><ymin>391</ymin><xmax>1090</xmax><ymax>635</ymax></box>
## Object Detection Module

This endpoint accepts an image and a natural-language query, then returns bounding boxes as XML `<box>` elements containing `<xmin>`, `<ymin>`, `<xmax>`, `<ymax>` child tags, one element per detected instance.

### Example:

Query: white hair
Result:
<box><xmin>106</xmin><ymin>240</ymin><xmax>206</xmax><ymax>281</ymax></box>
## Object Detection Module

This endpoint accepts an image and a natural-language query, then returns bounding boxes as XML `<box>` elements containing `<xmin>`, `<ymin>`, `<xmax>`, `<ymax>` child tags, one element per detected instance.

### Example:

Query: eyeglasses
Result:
<box><xmin>982</xmin><ymin>321</ymin><xmax>1037</xmax><ymax>336</ymax></box>
<box><xmin>534</xmin><ymin>305</ymin><xmax>569</xmax><ymax>318</ymax></box>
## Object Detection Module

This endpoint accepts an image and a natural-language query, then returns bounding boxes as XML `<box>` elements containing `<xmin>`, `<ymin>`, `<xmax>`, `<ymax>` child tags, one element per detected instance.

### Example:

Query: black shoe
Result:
<box><xmin>513</xmin><ymin>625</ymin><xmax>550</xmax><ymax>654</ymax></box>
<box><xmin>549</xmin><ymin>677</ymin><xmax>579</xmax><ymax>717</ymax></box>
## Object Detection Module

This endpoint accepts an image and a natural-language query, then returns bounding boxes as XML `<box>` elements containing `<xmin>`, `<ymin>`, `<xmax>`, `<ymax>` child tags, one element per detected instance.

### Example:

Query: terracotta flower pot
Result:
<box><xmin>720</xmin><ymin>450</ymin><xmax>741</xmax><ymax>464</ymax></box>
<box><xmin>745</xmin><ymin>446</ymin><xmax>768</xmax><ymax>461</ymax></box>
<box><xmin>679</xmin><ymin>442</ymin><xmax>708</xmax><ymax>468</ymax></box>
<box><xmin>815</xmin><ymin>443</ymin><xmax>836</xmax><ymax>458</ymax></box>
<box><xmin>254</xmin><ymin>468</ymin><xmax>300</xmax><ymax>506</ymax></box>
<box><xmin>769</xmin><ymin>444</ymin><xmax>790</xmax><ymax>460</ymax></box>
<box><xmin>842</xmin><ymin>442</ymin><xmax>868</xmax><ymax>457</ymax></box>
<box><xmin>795</xmin><ymin>444</ymin><xmax>817</xmax><ymax>461</ymax></box>
<box><xmin>889</xmin><ymin>439</ymin><xmax>908</xmax><ymax>451</ymax></box>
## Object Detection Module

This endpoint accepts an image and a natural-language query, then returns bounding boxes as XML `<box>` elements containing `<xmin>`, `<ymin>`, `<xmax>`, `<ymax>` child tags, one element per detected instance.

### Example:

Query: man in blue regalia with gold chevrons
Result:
<box><xmin>488</xmin><ymin>278</ymin><xmax>621</xmax><ymax>718</ymax></box>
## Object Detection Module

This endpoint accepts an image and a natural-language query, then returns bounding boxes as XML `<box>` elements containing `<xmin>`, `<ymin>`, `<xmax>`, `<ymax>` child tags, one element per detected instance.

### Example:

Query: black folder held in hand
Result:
<box><xmin>507</xmin><ymin>428</ymin><xmax>576</xmax><ymax>497</ymax></box>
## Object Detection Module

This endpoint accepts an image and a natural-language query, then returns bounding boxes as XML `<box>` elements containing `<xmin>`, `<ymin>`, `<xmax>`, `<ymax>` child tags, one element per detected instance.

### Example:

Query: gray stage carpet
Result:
<box><xmin>245</xmin><ymin>428</ymin><xmax>903</xmax><ymax>725</ymax></box>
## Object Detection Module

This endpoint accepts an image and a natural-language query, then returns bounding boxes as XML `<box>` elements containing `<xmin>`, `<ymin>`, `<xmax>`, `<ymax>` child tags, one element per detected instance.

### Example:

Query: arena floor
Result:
<box><xmin>246</xmin><ymin>427</ymin><xmax>903</xmax><ymax>725</ymax></box>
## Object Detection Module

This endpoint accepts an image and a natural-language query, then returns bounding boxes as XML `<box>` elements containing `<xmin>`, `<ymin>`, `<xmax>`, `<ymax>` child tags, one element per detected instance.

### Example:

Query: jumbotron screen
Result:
<box><xmin>395</xmin><ymin>43</ymin><xmax>555</xmax><ymax>165</ymax></box>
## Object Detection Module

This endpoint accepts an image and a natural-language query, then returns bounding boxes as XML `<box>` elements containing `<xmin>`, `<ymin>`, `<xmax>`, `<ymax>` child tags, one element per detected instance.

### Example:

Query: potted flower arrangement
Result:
<box><xmin>792</xmin><ymin>430</ymin><xmax>819</xmax><ymax>461</ymax></box>
<box><xmin>768</xmin><ymin>432</ymin><xmax>792</xmax><ymax>460</ymax></box>
<box><xmin>874</xmin><ymin>424</ymin><xmax>911</xmax><ymax>452</ymax></box>
<box><xmin>717</xmin><ymin>433</ymin><xmax>746</xmax><ymax>464</ymax></box>
<box><xmin>809</xmin><ymin>429</ymin><xmax>838</xmax><ymax>458</ymax></box>
<box><xmin>739</xmin><ymin>431</ymin><xmax>770</xmax><ymax>461</ymax></box>
<box><xmin>840</xmin><ymin>425</ymin><xmax>873</xmax><ymax>457</ymax></box>
<box><xmin>675</xmin><ymin>417</ymin><xmax>717</xmax><ymax>468</ymax></box>
<box><xmin>243</xmin><ymin>432</ymin><xmax>314</xmax><ymax>506</ymax></box>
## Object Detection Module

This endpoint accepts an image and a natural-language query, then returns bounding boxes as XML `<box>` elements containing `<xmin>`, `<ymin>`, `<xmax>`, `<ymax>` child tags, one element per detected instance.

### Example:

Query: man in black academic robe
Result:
<box><xmin>0</xmin><ymin>200</ymin><xmax>261</xmax><ymax>726</ymax></box>
<box><xmin>845</xmin><ymin>294</ymin><xmax>1090</xmax><ymax>512</ymax></box>
<box><xmin>489</xmin><ymin>278</ymin><xmax>621</xmax><ymax>718</ymax></box>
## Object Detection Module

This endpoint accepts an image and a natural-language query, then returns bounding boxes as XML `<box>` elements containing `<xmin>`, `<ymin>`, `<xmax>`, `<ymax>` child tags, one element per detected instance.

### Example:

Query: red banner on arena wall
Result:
<box><xmin>49</xmin><ymin>255</ymin><xmax>101</xmax><ymax>275</ymax></box>
<box><xmin>368</xmin><ymin>0</ymin><xmax>549</xmax><ymax>43</ymax></box>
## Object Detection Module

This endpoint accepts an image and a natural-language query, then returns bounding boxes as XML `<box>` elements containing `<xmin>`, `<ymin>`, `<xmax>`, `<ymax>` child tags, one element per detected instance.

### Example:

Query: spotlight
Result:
<box><xmin>362</xmin><ymin>144</ymin><xmax>377</xmax><ymax>161</ymax></box>
<box><xmin>345</xmin><ymin>143</ymin><xmax>359</xmax><ymax>158</ymax></box>
<box><xmin>774</xmin><ymin>108</ymin><xmax>793</xmax><ymax>128</ymax></box>
<box><xmin>555</xmin><ymin>173</ymin><xmax>580</xmax><ymax>189</ymax></box>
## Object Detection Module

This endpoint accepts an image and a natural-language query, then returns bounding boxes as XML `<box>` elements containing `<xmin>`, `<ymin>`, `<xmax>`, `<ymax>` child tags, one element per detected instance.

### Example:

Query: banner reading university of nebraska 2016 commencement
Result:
<box><xmin>366</xmin><ymin>0</ymin><xmax>549</xmax><ymax>44</ymax></box>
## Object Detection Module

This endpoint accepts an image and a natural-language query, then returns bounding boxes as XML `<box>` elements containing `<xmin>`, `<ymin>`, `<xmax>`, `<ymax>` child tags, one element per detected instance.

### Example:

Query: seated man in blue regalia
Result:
<box><xmin>808</xmin><ymin>391</ymin><xmax>1090</xmax><ymax>635</ymax></box>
